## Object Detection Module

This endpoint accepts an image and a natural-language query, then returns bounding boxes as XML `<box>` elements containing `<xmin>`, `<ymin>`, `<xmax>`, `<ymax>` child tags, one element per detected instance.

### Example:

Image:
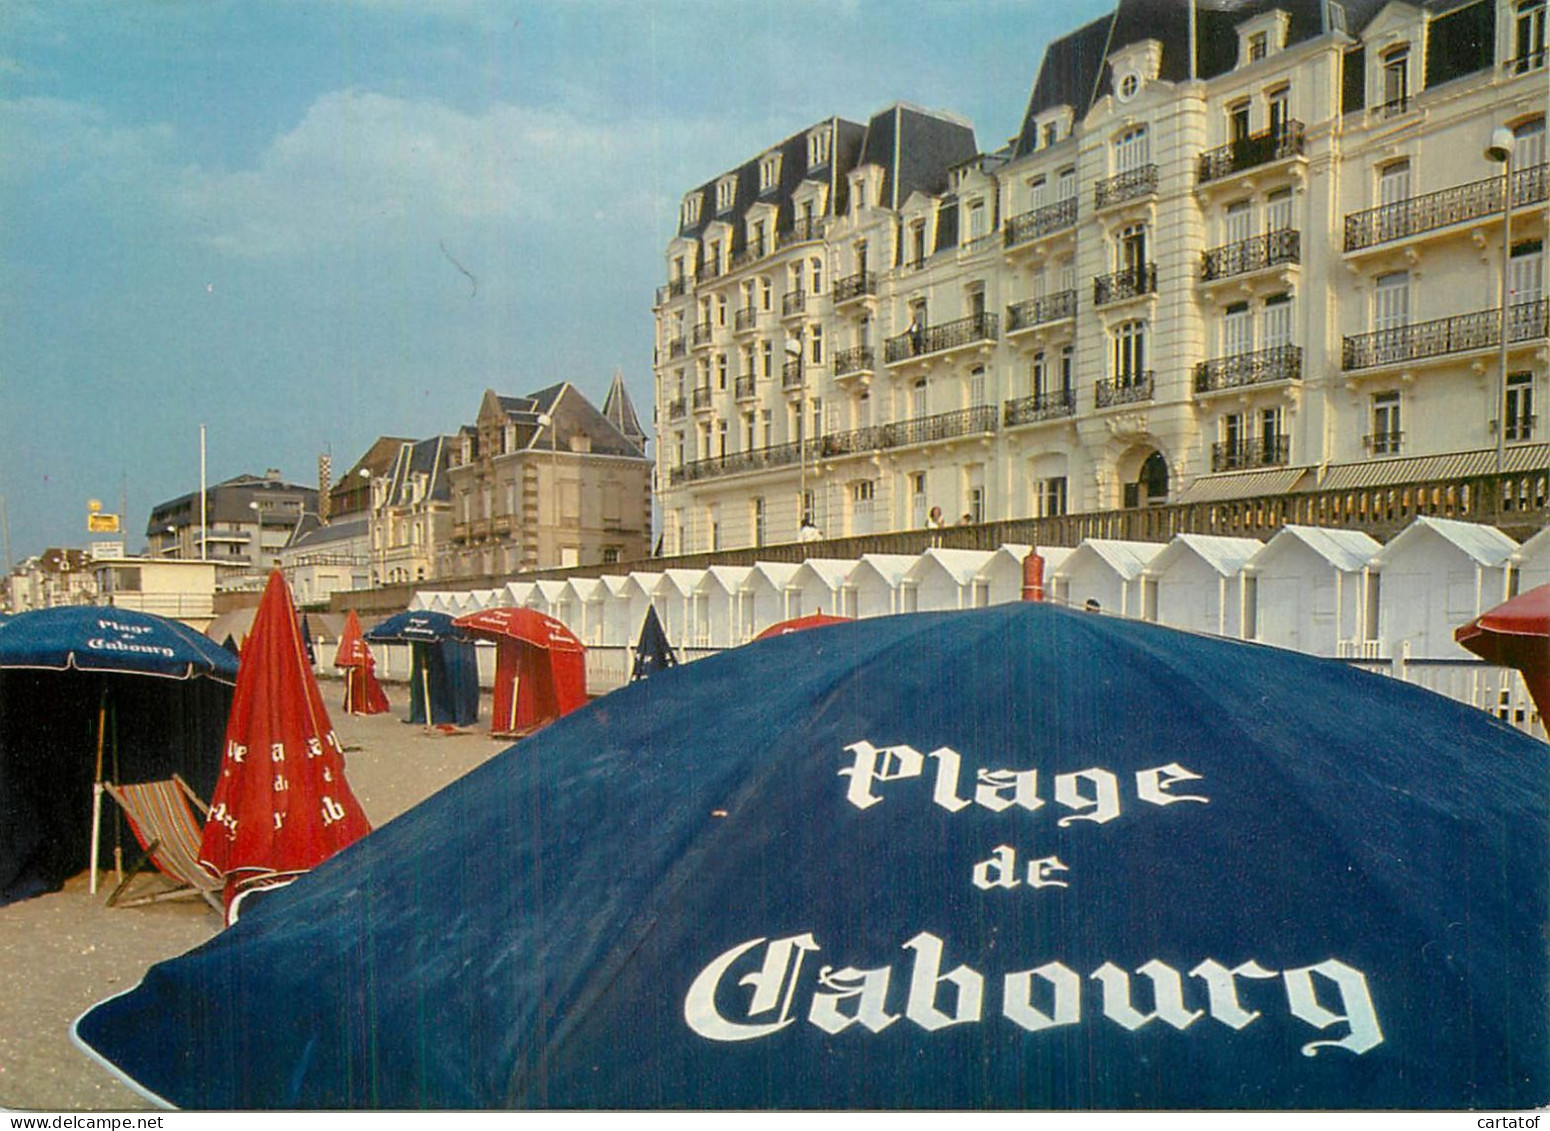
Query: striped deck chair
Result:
<box><xmin>103</xmin><ymin>775</ymin><xmax>223</xmax><ymax>912</ymax></box>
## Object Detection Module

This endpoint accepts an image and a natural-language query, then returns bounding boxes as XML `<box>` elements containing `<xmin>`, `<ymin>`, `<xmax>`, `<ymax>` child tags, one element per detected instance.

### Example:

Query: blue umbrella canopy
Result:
<box><xmin>364</xmin><ymin>610</ymin><xmax>463</xmax><ymax>645</ymax></box>
<box><xmin>364</xmin><ymin>610</ymin><xmax>477</xmax><ymax>727</ymax></box>
<box><xmin>0</xmin><ymin>606</ymin><xmax>238</xmax><ymax>682</ymax></box>
<box><xmin>74</xmin><ymin>604</ymin><xmax>1550</xmax><ymax>1109</ymax></box>
<box><xmin>630</xmin><ymin>605</ymin><xmax>677</xmax><ymax>681</ymax></box>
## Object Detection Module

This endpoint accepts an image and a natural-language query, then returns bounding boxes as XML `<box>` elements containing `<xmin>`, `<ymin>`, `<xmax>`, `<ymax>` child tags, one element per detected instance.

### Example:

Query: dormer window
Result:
<box><xmin>1236</xmin><ymin>10</ymin><xmax>1289</xmax><ymax>68</ymax></box>
<box><xmin>807</xmin><ymin>126</ymin><xmax>832</xmax><ymax>169</ymax></box>
<box><xmin>1248</xmin><ymin>32</ymin><xmax>1267</xmax><ymax>61</ymax></box>
<box><xmin>681</xmin><ymin>194</ymin><xmax>702</xmax><ymax>228</ymax></box>
<box><xmin>759</xmin><ymin>152</ymin><xmax>782</xmax><ymax>193</ymax></box>
<box><xmin>1043</xmin><ymin>122</ymin><xmax>1059</xmax><ymax>147</ymax></box>
<box><xmin>1379</xmin><ymin>46</ymin><xmax>1410</xmax><ymax>115</ymax></box>
<box><xmin>716</xmin><ymin>175</ymin><xmax>737</xmax><ymax>214</ymax></box>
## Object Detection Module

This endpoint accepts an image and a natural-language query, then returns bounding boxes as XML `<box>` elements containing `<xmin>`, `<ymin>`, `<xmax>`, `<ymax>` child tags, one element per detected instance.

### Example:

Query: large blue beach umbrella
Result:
<box><xmin>75</xmin><ymin>603</ymin><xmax>1550</xmax><ymax>1109</ymax></box>
<box><xmin>0</xmin><ymin>607</ymin><xmax>237</xmax><ymax>905</ymax></box>
<box><xmin>364</xmin><ymin>611</ymin><xmax>478</xmax><ymax>727</ymax></box>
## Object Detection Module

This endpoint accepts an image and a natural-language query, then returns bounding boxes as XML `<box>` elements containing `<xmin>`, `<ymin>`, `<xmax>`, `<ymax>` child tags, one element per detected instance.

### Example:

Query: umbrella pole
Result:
<box><xmin>422</xmin><ymin>662</ymin><xmax>433</xmax><ymax>728</ymax></box>
<box><xmin>89</xmin><ymin>691</ymin><xmax>107</xmax><ymax>895</ymax></box>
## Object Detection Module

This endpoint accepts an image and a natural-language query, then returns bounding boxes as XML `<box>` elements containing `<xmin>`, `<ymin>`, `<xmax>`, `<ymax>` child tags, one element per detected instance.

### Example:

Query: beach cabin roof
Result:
<box><xmin>696</xmin><ymin>565</ymin><xmax>753</xmax><ymax>596</ymax></box>
<box><xmin>655</xmin><ymin>569</ymin><xmax>705</xmax><ymax>600</ymax></box>
<box><xmin>623</xmin><ymin>572</ymin><xmax>664</xmax><ymax>599</ymax></box>
<box><xmin>1146</xmin><ymin>534</ymin><xmax>1263</xmax><ymax>579</ymax></box>
<box><xmin>502</xmin><ymin>581</ymin><xmax>536</xmax><ymax>607</ymax></box>
<box><xmin>406</xmin><ymin>591</ymin><xmax>438</xmax><ymax>612</ymax></box>
<box><xmin>905</xmin><ymin>548</ymin><xmax>995</xmax><ymax>587</ymax></box>
<box><xmin>744</xmin><ymin>562</ymin><xmax>801</xmax><ymax>591</ymax></box>
<box><xmin>853</xmin><ymin>553</ymin><xmax>919</xmax><ymax>588</ymax></box>
<box><xmin>790</xmin><ymin>558</ymin><xmax>857</xmax><ymax>593</ymax></box>
<box><xmin>528</xmin><ymin>580</ymin><xmax>569</xmax><ymax>607</ymax></box>
<box><xmin>597</xmin><ymin>574</ymin><xmax>632</xmax><ymax>598</ymax></box>
<box><xmin>564</xmin><ymin>577</ymin><xmax>604</xmax><ymax>603</ymax></box>
<box><xmin>1511</xmin><ymin>525</ymin><xmax>1550</xmax><ymax>567</ymax></box>
<box><xmin>1054</xmin><ymin>539</ymin><xmax>1166</xmax><ymax>581</ymax></box>
<box><xmin>467</xmin><ymin>588</ymin><xmax>503</xmax><ymax>612</ymax></box>
<box><xmin>1248</xmin><ymin>526</ymin><xmax>1381</xmax><ymax>575</ymax></box>
<box><xmin>1372</xmin><ymin>517</ymin><xmax>1517</xmax><ymax>569</ymax></box>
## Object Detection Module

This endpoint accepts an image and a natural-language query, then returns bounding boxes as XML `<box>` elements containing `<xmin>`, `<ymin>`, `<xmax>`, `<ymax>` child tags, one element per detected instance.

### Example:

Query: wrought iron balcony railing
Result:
<box><xmin>691</xmin><ymin>321</ymin><xmax>712</xmax><ymax>346</ymax></box>
<box><xmin>692</xmin><ymin>385</ymin><xmax>713</xmax><ymax>409</ymax></box>
<box><xmin>655</xmin><ymin>277</ymin><xmax>688</xmax><ymax>304</ymax></box>
<box><xmin>818</xmin><ymin>406</ymin><xmax>1000</xmax><ymax>458</ymax></box>
<box><xmin>672</xmin><ymin>439</ymin><xmax>810</xmax><ymax>485</ymax></box>
<box><xmin>833</xmin><ymin>346</ymin><xmax>875</xmax><ymax>377</ymax></box>
<box><xmin>735</xmin><ymin>374</ymin><xmax>756</xmax><ymax>400</ymax></box>
<box><xmin>667</xmin><ymin>396</ymin><xmax>686</xmax><ymax>421</ymax></box>
<box><xmin>1003</xmin><ymin>388</ymin><xmax>1076</xmax><ymax>426</ymax></box>
<box><xmin>734</xmin><ymin>306</ymin><xmax>758</xmax><ymax>332</ymax></box>
<box><xmin>883</xmin><ymin>312</ymin><xmax>1000</xmax><ymax>364</ymax></box>
<box><xmin>667</xmin><ymin>337</ymin><xmax>686</xmax><ymax>359</ymax></box>
<box><xmin>698</xmin><ymin>259</ymin><xmax>722</xmax><ymax>282</ymax></box>
<box><xmin>1094</xmin><ymin>165</ymin><xmax>1158</xmax><ymax>210</ymax></box>
<box><xmin>782</xmin><ymin>359</ymin><xmax>804</xmax><ymax>389</ymax></box>
<box><xmin>777</xmin><ymin>217</ymin><xmax>821</xmax><ymax>248</ymax></box>
<box><xmin>1363</xmin><ymin>430</ymin><xmax>1404</xmax><ymax>456</ymax></box>
<box><xmin>1201</xmin><ymin>229</ymin><xmax>1301</xmax><ymax>281</ymax></box>
<box><xmin>782</xmin><ymin>290</ymin><xmax>807</xmax><ymax>317</ymax></box>
<box><xmin>1193</xmin><ymin>345</ymin><xmax>1303</xmax><ymax>393</ymax></box>
<box><xmin>1212</xmin><ymin>435</ymin><xmax>1291</xmax><ymax>473</ymax></box>
<box><xmin>728</xmin><ymin>240</ymin><xmax>767</xmax><ymax>272</ymax></box>
<box><xmin>1373</xmin><ymin>95</ymin><xmax>1410</xmax><ymax>121</ymax></box>
<box><xmin>1198</xmin><ymin>121</ymin><xmax>1307</xmax><ymax>184</ymax></box>
<box><xmin>1094</xmin><ymin>263</ymin><xmax>1157</xmax><ymax>306</ymax></box>
<box><xmin>1344</xmin><ymin>164</ymin><xmax>1548</xmax><ymax>251</ymax></box>
<box><xmin>1095</xmin><ymin>372</ymin><xmax>1154</xmax><ymax>408</ymax></box>
<box><xmin>1006</xmin><ymin>290</ymin><xmax>1078</xmax><ymax>333</ymax></box>
<box><xmin>1004</xmin><ymin>197</ymin><xmax>1079</xmax><ymax>248</ymax></box>
<box><xmin>1342</xmin><ymin>300</ymin><xmax>1548</xmax><ymax>371</ymax></box>
<box><xmin>833</xmin><ymin>271</ymin><xmax>878</xmax><ymax>304</ymax></box>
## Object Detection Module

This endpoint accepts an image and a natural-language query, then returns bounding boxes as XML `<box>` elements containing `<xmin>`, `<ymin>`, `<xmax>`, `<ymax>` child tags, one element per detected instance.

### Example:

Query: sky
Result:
<box><xmin>0</xmin><ymin>0</ymin><xmax>1115</xmax><ymax>565</ymax></box>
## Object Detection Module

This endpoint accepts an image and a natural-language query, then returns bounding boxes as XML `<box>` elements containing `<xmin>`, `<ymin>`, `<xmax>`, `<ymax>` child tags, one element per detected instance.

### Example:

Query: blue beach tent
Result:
<box><xmin>364</xmin><ymin>611</ymin><xmax>478</xmax><ymax>728</ymax></box>
<box><xmin>629</xmin><ymin>604</ymin><xmax>677</xmax><ymax>681</ymax></box>
<box><xmin>75</xmin><ymin>603</ymin><xmax>1550</xmax><ymax>1109</ymax></box>
<box><xmin>0</xmin><ymin>607</ymin><xmax>237</xmax><ymax>906</ymax></box>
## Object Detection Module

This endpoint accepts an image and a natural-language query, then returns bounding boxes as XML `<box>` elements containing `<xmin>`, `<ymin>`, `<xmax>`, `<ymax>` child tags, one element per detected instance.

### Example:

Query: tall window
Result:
<box><xmin>967</xmin><ymin>200</ymin><xmax>987</xmax><ymax>241</ymax></box>
<box><xmin>1374</xmin><ymin>272</ymin><xmax>1410</xmax><ymax>331</ymax></box>
<box><xmin>761</xmin><ymin>340</ymin><xmax>773</xmax><ymax>378</ymax></box>
<box><xmin>1260</xmin><ymin>407</ymin><xmax>1285</xmax><ymax>454</ymax></box>
<box><xmin>1266</xmin><ymin>188</ymin><xmax>1294</xmax><ymax>233</ymax></box>
<box><xmin>910</xmin><ymin>222</ymin><xmax>927</xmax><ymax>266</ymax></box>
<box><xmin>970</xmin><ymin>366</ymin><xmax>986</xmax><ymax>407</ymax></box>
<box><xmin>1510</xmin><ymin>239</ymin><xmax>1544</xmax><ymax>305</ymax></box>
<box><xmin>1505</xmin><ymin>373</ymin><xmax>1535</xmax><ymax>440</ymax></box>
<box><xmin>1115</xmin><ymin>126</ymin><xmax>1150</xmax><ymax>172</ymax></box>
<box><xmin>1225</xmin><ymin>200</ymin><xmax>1255</xmax><ymax>245</ymax></box>
<box><xmin>752</xmin><ymin>497</ymin><xmax>766</xmax><ymax>547</ymax></box>
<box><xmin>1267</xmin><ymin>86</ymin><xmax>1290</xmax><ymax>137</ymax></box>
<box><xmin>1039</xmin><ymin>477</ymin><xmax>1067</xmax><ymax>517</ymax></box>
<box><xmin>912</xmin><ymin>377</ymin><xmax>928</xmax><ymax>419</ymax></box>
<box><xmin>809</xmin><ymin>324</ymin><xmax>823</xmax><ymax>365</ymax></box>
<box><xmin>1032</xmin><ymin>352</ymin><xmax>1048</xmax><ymax>399</ymax></box>
<box><xmin>761</xmin><ymin>277</ymin><xmax>773</xmax><ymax>311</ymax></box>
<box><xmin>1370</xmin><ymin>391</ymin><xmax>1402</xmax><ymax>454</ymax></box>
<box><xmin>810</xmin><ymin>257</ymin><xmax>823</xmax><ymax>295</ymax></box>
<box><xmin>1224</xmin><ymin>301</ymin><xmax>1254</xmax><ymax>355</ymax></box>
<box><xmin>759</xmin><ymin>154</ymin><xmax>781</xmax><ymax>192</ymax></box>
<box><xmin>1263</xmin><ymin>292</ymin><xmax>1294</xmax><ymax>347</ymax></box>
<box><xmin>1380</xmin><ymin>46</ymin><xmax>1409</xmax><ymax>111</ymax></box>
<box><xmin>716</xmin><ymin>353</ymin><xmax>728</xmax><ymax>389</ymax></box>
<box><xmin>1060</xmin><ymin>346</ymin><xmax>1074</xmax><ymax>401</ymax></box>
<box><xmin>1114</xmin><ymin>320</ymin><xmax>1147</xmax><ymax>381</ymax></box>
<box><xmin>1027</xmin><ymin>176</ymin><xmax>1047</xmax><ymax>211</ymax></box>
<box><xmin>1514</xmin><ymin>0</ymin><xmax>1546</xmax><ymax>72</ymax></box>
<box><xmin>808</xmin><ymin>126</ymin><xmax>832</xmax><ymax>168</ymax></box>
<box><xmin>910</xmin><ymin>472</ymin><xmax>928</xmax><ymax>528</ymax></box>
<box><xmin>1228</xmin><ymin>100</ymin><xmax>1252</xmax><ymax>143</ymax></box>
<box><xmin>1118</xmin><ymin>222</ymin><xmax>1147</xmax><ymax>274</ymax></box>
<box><xmin>1222</xmin><ymin>412</ymin><xmax>1245</xmax><ymax>454</ymax></box>
<box><xmin>1515</xmin><ymin>117</ymin><xmax>1547</xmax><ymax>167</ymax></box>
<box><xmin>1057</xmin><ymin>166</ymin><xmax>1077</xmax><ymax>201</ymax></box>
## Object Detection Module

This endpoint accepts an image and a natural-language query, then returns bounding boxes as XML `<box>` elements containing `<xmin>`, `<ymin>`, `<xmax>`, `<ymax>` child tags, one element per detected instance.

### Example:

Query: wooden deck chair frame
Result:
<box><xmin>103</xmin><ymin>774</ymin><xmax>223</xmax><ymax>912</ymax></box>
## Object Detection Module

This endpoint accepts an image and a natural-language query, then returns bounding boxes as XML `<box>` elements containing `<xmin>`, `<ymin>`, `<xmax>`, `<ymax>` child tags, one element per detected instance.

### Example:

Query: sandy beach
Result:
<box><xmin>0</xmin><ymin>690</ymin><xmax>508</xmax><ymax>1112</ymax></box>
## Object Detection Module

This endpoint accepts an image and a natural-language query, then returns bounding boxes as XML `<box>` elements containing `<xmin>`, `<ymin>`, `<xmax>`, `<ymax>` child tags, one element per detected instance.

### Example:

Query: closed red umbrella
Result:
<box><xmin>752</xmin><ymin>613</ymin><xmax>851</xmax><ymax>640</ymax></box>
<box><xmin>200</xmin><ymin>572</ymin><xmax>371</xmax><ymax>922</ymax></box>
<box><xmin>452</xmin><ymin>608</ymin><xmax>587</xmax><ymax>738</ymax></box>
<box><xmin>1456</xmin><ymin>583</ymin><xmax>1550</xmax><ymax>720</ymax></box>
<box><xmin>333</xmin><ymin>610</ymin><xmax>389</xmax><ymax>716</ymax></box>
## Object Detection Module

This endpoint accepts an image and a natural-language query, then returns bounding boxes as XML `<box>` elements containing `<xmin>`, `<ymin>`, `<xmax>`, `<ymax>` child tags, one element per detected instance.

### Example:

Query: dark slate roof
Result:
<box><xmin>147</xmin><ymin>474</ymin><xmax>317</xmax><ymax>534</ymax></box>
<box><xmin>285</xmin><ymin>515</ymin><xmax>368</xmax><ymax>552</ymax></box>
<box><xmin>676</xmin><ymin>116</ymin><xmax>867</xmax><ymax>253</ymax></box>
<box><xmin>484</xmin><ymin>383</ymin><xmax>647</xmax><ymax>460</ymax></box>
<box><xmin>602</xmin><ymin>371</ymin><xmax>647</xmax><ymax>448</ymax></box>
<box><xmin>856</xmin><ymin>104</ymin><xmax>979</xmax><ymax>212</ymax></box>
<box><xmin>385</xmin><ymin>436</ymin><xmax>454</xmax><ymax>507</ymax></box>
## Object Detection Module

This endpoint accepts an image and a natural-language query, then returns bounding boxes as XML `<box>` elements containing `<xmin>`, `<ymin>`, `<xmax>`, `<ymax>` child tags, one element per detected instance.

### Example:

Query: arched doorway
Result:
<box><xmin>1121</xmin><ymin>449</ymin><xmax>1170</xmax><ymax>508</ymax></box>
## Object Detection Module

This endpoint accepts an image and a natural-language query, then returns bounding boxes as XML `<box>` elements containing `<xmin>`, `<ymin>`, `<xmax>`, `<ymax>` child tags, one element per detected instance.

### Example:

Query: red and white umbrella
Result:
<box><xmin>452</xmin><ymin>607</ymin><xmax>587</xmax><ymax>738</ymax></box>
<box><xmin>1456</xmin><ymin>583</ymin><xmax>1550</xmax><ymax>721</ymax></box>
<box><xmin>333</xmin><ymin>609</ymin><xmax>389</xmax><ymax>716</ymax></box>
<box><xmin>200</xmin><ymin>572</ymin><xmax>371</xmax><ymax>922</ymax></box>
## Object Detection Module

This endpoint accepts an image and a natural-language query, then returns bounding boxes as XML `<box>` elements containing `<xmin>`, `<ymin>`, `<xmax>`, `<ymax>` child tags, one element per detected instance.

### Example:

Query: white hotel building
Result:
<box><xmin>651</xmin><ymin>0</ymin><xmax>1547</xmax><ymax>555</ymax></box>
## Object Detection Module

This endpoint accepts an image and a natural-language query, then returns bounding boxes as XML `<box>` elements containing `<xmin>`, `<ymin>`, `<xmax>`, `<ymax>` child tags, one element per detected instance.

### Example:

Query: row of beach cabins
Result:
<box><xmin>393</xmin><ymin>516</ymin><xmax>1549</xmax><ymax>740</ymax></box>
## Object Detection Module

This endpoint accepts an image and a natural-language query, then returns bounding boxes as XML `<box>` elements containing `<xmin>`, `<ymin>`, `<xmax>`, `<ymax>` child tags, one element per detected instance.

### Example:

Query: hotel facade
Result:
<box><xmin>651</xmin><ymin>0</ymin><xmax>1547</xmax><ymax>555</ymax></box>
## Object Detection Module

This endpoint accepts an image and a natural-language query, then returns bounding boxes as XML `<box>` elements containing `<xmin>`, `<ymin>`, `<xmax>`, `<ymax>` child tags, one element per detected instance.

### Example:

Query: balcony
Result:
<box><xmin>1343</xmin><ymin>164</ymin><xmax>1548</xmax><ymax>252</ymax></box>
<box><xmin>833</xmin><ymin>346</ymin><xmax>875</xmax><ymax>379</ymax></box>
<box><xmin>1211</xmin><ymin>435</ymin><xmax>1291</xmax><ymax>473</ymax></box>
<box><xmin>782</xmin><ymin>290</ymin><xmax>807</xmax><ymax>318</ymax></box>
<box><xmin>1093</xmin><ymin>263</ymin><xmax>1157</xmax><ymax>306</ymax></box>
<box><xmin>1364</xmin><ymin>431</ymin><xmax>1404</xmax><ymax>456</ymax></box>
<box><xmin>1342</xmin><ymin>300</ymin><xmax>1548</xmax><ymax>371</ymax></box>
<box><xmin>1095</xmin><ymin>372</ymin><xmax>1154</xmax><ymax>409</ymax></box>
<box><xmin>667</xmin><ymin>336</ymin><xmax>686</xmax><ymax>360</ymax></box>
<box><xmin>735</xmin><ymin>374</ymin><xmax>756</xmax><ymax>401</ymax></box>
<box><xmin>691</xmin><ymin>321</ymin><xmax>712</xmax><ymax>347</ymax></box>
<box><xmin>672</xmin><ymin>439</ymin><xmax>809</xmax><ymax>485</ymax></box>
<box><xmin>1094</xmin><ymin>165</ymin><xmax>1158</xmax><ymax>210</ymax></box>
<box><xmin>1372</xmin><ymin>95</ymin><xmax>1411</xmax><ymax>121</ymax></box>
<box><xmin>777</xmin><ymin>217</ymin><xmax>822</xmax><ymax>249</ymax></box>
<box><xmin>692</xmin><ymin>385</ymin><xmax>713</xmax><ymax>410</ymax></box>
<box><xmin>734</xmin><ymin>306</ymin><xmax>758</xmax><ymax>333</ymax></box>
<box><xmin>655</xmin><ymin>278</ymin><xmax>688</xmax><ymax>305</ymax></box>
<box><xmin>1003</xmin><ymin>388</ymin><xmax>1076</xmax><ymax>426</ymax></box>
<box><xmin>1004</xmin><ymin>197</ymin><xmax>1078</xmax><ymax>249</ymax></box>
<box><xmin>782</xmin><ymin>359</ymin><xmax>804</xmax><ymax>390</ymax></box>
<box><xmin>818</xmin><ymin>406</ymin><xmax>999</xmax><ymax>458</ymax></box>
<box><xmin>1193</xmin><ymin>345</ymin><xmax>1303</xmax><ymax>394</ymax></box>
<box><xmin>667</xmin><ymin>395</ymin><xmax>687</xmax><ymax>422</ymax></box>
<box><xmin>833</xmin><ymin>271</ymin><xmax>878</xmax><ymax>305</ymax></box>
<box><xmin>728</xmin><ymin>240</ymin><xmax>767</xmax><ymax>272</ymax></box>
<box><xmin>883</xmin><ymin>311</ymin><xmax>999</xmax><ymax>365</ymax></box>
<box><xmin>698</xmin><ymin>260</ymin><xmax>722</xmax><ymax>283</ymax></box>
<box><xmin>1501</xmin><ymin>414</ymin><xmax>1539</xmax><ymax>442</ymax></box>
<box><xmin>1006</xmin><ymin>290</ymin><xmax>1077</xmax><ymax>334</ymax></box>
<box><xmin>1201</xmin><ymin>229</ymin><xmax>1300</xmax><ymax>281</ymax></box>
<box><xmin>1197</xmin><ymin>122</ymin><xmax>1306</xmax><ymax>185</ymax></box>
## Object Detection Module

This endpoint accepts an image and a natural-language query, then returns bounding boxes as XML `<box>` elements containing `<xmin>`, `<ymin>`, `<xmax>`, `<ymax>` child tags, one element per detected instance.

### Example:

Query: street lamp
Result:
<box><xmin>1485</xmin><ymin>125</ymin><xmax>1515</xmax><ymax>478</ymax></box>
<box><xmin>537</xmin><ymin>412</ymin><xmax>558</xmax><ymax>568</ymax></box>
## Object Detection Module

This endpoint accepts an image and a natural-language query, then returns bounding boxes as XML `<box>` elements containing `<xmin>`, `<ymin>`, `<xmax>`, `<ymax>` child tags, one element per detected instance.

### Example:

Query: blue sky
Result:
<box><xmin>0</xmin><ymin>0</ymin><xmax>1113</xmax><ymax>563</ymax></box>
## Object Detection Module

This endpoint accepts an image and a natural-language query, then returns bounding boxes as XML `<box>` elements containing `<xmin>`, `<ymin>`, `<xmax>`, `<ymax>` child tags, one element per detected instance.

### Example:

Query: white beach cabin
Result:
<box><xmin>1370</xmin><ymin>517</ymin><xmax>1517</xmax><ymax>659</ymax></box>
<box><xmin>845</xmin><ymin>554</ymin><xmax>919</xmax><ymax>619</ymax></box>
<box><xmin>1049</xmin><ymin>540</ymin><xmax>1165</xmax><ymax>618</ymax></box>
<box><xmin>739</xmin><ymin>562</ymin><xmax>802</xmax><ymax>639</ymax></box>
<box><xmin>1243</xmin><ymin>526</ymin><xmax>1381</xmax><ymax>656</ymax></box>
<box><xmin>975</xmin><ymin>545</ymin><xmax>1074</xmax><ymax>607</ymax></box>
<box><xmin>901</xmin><ymin>548</ymin><xmax>996</xmax><ymax>611</ymax></box>
<box><xmin>693</xmin><ymin>566</ymin><xmax>753</xmax><ymax>648</ymax></box>
<box><xmin>788</xmin><ymin>559</ymin><xmax>857</xmax><ymax>619</ymax></box>
<box><xmin>1142</xmin><ymin>534</ymin><xmax>1263</xmax><ymax>638</ymax></box>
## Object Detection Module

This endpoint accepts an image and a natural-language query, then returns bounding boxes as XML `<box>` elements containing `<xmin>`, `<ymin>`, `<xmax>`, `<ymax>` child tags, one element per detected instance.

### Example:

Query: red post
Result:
<box><xmin>1021</xmin><ymin>549</ymin><xmax>1046</xmax><ymax>602</ymax></box>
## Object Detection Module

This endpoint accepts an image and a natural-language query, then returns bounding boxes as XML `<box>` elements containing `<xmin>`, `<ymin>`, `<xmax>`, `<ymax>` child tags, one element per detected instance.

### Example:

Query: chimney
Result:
<box><xmin>318</xmin><ymin>454</ymin><xmax>332</xmax><ymax>522</ymax></box>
